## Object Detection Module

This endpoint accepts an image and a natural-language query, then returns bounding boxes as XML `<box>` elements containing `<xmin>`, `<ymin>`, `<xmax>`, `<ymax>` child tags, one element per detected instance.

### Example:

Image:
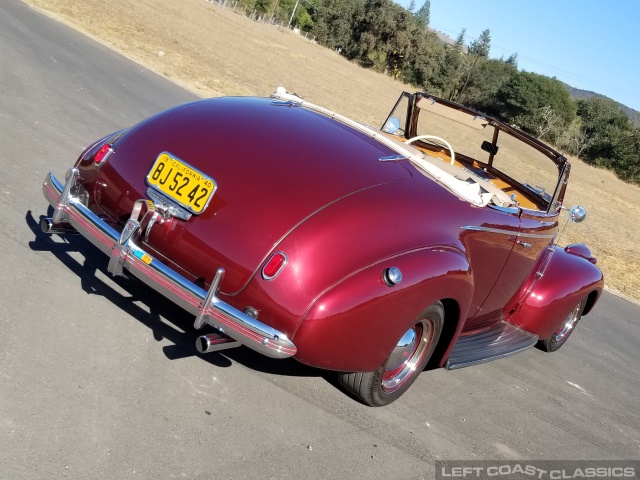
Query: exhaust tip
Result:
<box><xmin>40</xmin><ymin>217</ymin><xmax>54</xmax><ymax>234</ymax></box>
<box><xmin>196</xmin><ymin>333</ymin><xmax>240</xmax><ymax>354</ymax></box>
<box><xmin>196</xmin><ymin>336</ymin><xmax>209</xmax><ymax>354</ymax></box>
<box><xmin>40</xmin><ymin>217</ymin><xmax>78</xmax><ymax>235</ymax></box>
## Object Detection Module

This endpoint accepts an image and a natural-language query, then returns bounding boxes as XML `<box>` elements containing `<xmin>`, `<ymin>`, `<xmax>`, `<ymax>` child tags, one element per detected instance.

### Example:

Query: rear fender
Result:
<box><xmin>506</xmin><ymin>244</ymin><xmax>604</xmax><ymax>339</ymax></box>
<box><xmin>292</xmin><ymin>247</ymin><xmax>472</xmax><ymax>372</ymax></box>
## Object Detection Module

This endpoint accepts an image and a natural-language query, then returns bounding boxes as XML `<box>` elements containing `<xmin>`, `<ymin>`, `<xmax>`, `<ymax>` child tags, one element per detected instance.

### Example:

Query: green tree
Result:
<box><xmin>457</xmin><ymin>57</ymin><xmax>517</xmax><ymax>108</ymax></box>
<box><xmin>237</xmin><ymin>0</ymin><xmax>258</xmax><ymax>11</ymax></box>
<box><xmin>576</xmin><ymin>97</ymin><xmax>639</xmax><ymax>178</ymax></box>
<box><xmin>293</xmin><ymin>8</ymin><xmax>313</xmax><ymax>30</ymax></box>
<box><xmin>310</xmin><ymin>0</ymin><xmax>366</xmax><ymax>52</ymax></box>
<box><xmin>436</xmin><ymin>28</ymin><xmax>467</xmax><ymax>99</ymax></box>
<box><xmin>491</xmin><ymin>71</ymin><xmax>576</xmax><ymax>138</ymax></box>
<box><xmin>414</xmin><ymin>1</ymin><xmax>430</xmax><ymax>28</ymax></box>
<box><xmin>557</xmin><ymin>117</ymin><xmax>592</xmax><ymax>157</ymax></box>
<box><xmin>451</xmin><ymin>29</ymin><xmax>491</xmax><ymax>101</ymax></box>
<box><xmin>440</xmin><ymin>43</ymin><xmax>466</xmax><ymax>99</ymax></box>
<box><xmin>624</xmin><ymin>129</ymin><xmax>640</xmax><ymax>183</ymax></box>
<box><xmin>468</xmin><ymin>29</ymin><xmax>491</xmax><ymax>58</ymax></box>
<box><xmin>255</xmin><ymin>0</ymin><xmax>276</xmax><ymax>16</ymax></box>
<box><xmin>505</xmin><ymin>52</ymin><xmax>518</xmax><ymax>67</ymax></box>
<box><xmin>280</xmin><ymin>0</ymin><xmax>313</xmax><ymax>30</ymax></box>
<box><xmin>304</xmin><ymin>0</ymin><xmax>640</xmax><ymax>184</ymax></box>
<box><xmin>401</xmin><ymin>29</ymin><xmax>447</xmax><ymax>92</ymax></box>
<box><xmin>349</xmin><ymin>0</ymin><xmax>416</xmax><ymax>73</ymax></box>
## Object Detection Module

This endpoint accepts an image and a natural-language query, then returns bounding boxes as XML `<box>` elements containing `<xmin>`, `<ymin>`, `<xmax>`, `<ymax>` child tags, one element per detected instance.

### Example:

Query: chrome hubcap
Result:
<box><xmin>381</xmin><ymin>320</ymin><xmax>433</xmax><ymax>392</ymax></box>
<box><xmin>553</xmin><ymin>302</ymin><xmax>583</xmax><ymax>343</ymax></box>
<box><xmin>386</xmin><ymin>328</ymin><xmax>418</xmax><ymax>372</ymax></box>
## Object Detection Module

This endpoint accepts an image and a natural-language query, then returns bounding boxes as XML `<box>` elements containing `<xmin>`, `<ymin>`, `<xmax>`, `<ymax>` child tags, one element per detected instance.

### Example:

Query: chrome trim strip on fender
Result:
<box><xmin>42</xmin><ymin>170</ymin><xmax>297</xmax><ymax>359</ymax></box>
<box><xmin>461</xmin><ymin>225</ymin><xmax>556</xmax><ymax>239</ymax></box>
<box><xmin>487</xmin><ymin>204</ymin><xmax>520</xmax><ymax>215</ymax></box>
<box><xmin>512</xmin><ymin>245</ymin><xmax>556</xmax><ymax>311</ymax></box>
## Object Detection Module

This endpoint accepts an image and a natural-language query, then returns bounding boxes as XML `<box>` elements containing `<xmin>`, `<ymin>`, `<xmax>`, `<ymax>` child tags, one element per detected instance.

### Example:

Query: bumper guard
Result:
<box><xmin>42</xmin><ymin>168</ymin><xmax>297</xmax><ymax>359</ymax></box>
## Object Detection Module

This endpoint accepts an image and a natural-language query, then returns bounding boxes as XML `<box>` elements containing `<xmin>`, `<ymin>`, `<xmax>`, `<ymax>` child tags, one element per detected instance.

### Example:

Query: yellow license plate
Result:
<box><xmin>146</xmin><ymin>152</ymin><xmax>216</xmax><ymax>214</ymax></box>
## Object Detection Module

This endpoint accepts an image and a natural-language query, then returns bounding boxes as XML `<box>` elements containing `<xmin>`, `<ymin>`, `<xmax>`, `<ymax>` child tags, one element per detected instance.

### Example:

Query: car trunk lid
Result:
<box><xmin>94</xmin><ymin>97</ymin><xmax>411</xmax><ymax>293</ymax></box>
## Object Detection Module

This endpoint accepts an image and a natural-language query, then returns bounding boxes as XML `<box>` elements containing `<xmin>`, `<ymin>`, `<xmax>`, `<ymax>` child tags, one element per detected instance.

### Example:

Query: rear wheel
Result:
<box><xmin>338</xmin><ymin>302</ymin><xmax>444</xmax><ymax>406</ymax></box>
<box><xmin>538</xmin><ymin>297</ymin><xmax>588</xmax><ymax>352</ymax></box>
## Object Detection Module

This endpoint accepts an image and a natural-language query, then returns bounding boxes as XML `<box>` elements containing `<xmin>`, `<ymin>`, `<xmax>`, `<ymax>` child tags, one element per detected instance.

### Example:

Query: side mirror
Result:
<box><xmin>569</xmin><ymin>205</ymin><xmax>587</xmax><ymax>223</ymax></box>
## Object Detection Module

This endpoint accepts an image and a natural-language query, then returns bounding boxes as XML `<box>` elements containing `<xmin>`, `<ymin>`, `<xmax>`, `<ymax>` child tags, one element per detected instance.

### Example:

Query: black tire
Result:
<box><xmin>338</xmin><ymin>302</ymin><xmax>444</xmax><ymax>407</ymax></box>
<box><xmin>538</xmin><ymin>297</ymin><xmax>588</xmax><ymax>352</ymax></box>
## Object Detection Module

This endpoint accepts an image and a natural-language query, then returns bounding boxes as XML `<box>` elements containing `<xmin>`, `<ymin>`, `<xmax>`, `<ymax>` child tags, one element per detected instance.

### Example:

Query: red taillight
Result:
<box><xmin>262</xmin><ymin>252</ymin><xmax>287</xmax><ymax>280</ymax></box>
<box><xmin>94</xmin><ymin>143</ymin><xmax>113</xmax><ymax>165</ymax></box>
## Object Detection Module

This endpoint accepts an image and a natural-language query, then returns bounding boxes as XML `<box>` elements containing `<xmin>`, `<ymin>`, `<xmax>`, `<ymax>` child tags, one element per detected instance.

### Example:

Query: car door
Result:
<box><xmin>459</xmin><ymin>204</ymin><xmax>521</xmax><ymax>331</ymax></box>
<box><xmin>464</xmin><ymin>206</ymin><xmax>559</xmax><ymax>332</ymax></box>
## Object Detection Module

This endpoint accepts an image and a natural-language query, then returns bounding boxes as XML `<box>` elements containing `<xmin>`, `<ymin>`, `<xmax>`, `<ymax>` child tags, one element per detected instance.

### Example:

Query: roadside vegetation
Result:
<box><xmin>23</xmin><ymin>0</ymin><xmax>640</xmax><ymax>301</ymax></box>
<box><xmin>260</xmin><ymin>0</ymin><xmax>640</xmax><ymax>185</ymax></box>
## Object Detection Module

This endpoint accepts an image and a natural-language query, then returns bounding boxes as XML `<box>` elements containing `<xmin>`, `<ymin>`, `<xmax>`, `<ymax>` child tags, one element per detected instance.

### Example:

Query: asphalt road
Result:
<box><xmin>1</xmin><ymin>1</ymin><xmax>639</xmax><ymax>479</ymax></box>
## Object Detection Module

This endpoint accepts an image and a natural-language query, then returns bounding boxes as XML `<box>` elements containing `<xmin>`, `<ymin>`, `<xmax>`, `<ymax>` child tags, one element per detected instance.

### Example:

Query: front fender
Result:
<box><xmin>291</xmin><ymin>247</ymin><xmax>473</xmax><ymax>372</ymax></box>
<box><xmin>507</xmin><ymin>244</ymin><xmax>604</xmax><ymax>339</ymax></box>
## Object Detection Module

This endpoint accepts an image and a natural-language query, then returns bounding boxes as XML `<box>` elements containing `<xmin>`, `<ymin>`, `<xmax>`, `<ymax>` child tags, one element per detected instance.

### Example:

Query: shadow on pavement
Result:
<box><xmin>25</xmin><ymin>209</ymin><xmax>326</xmax><ymax>382</ymax></box>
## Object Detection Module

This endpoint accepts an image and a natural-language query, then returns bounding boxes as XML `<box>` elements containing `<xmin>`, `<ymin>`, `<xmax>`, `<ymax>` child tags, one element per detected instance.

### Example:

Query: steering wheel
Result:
<box><xmin>405</xmin><ymin>135</ymin><xmax>456</xmax><ymax>166</ymax></box>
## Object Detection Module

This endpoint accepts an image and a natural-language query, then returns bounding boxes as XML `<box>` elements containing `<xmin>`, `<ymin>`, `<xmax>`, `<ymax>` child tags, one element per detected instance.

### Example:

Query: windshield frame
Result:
<box><xmin>382</xmin><ymin>92</ymin><xmax>568</xmax><ymax>214</ymax></box>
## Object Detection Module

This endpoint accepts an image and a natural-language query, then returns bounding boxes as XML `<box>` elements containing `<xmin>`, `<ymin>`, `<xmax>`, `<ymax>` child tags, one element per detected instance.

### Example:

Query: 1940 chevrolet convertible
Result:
<box><xmin>41</xmin><ymin>88</ymin><xmax>603</xmax><ymax>406</ymax></box>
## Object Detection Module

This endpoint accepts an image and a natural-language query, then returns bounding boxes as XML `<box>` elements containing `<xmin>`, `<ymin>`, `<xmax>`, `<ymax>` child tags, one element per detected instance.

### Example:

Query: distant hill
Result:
<box><xmin>566</xmin><ymin>85</ymin><xmax>640</xmax><ymax>126</ymax></box>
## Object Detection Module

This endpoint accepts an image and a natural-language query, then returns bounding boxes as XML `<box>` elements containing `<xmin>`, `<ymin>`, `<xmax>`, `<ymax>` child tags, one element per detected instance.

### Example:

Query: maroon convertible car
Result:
<box><xmin>41</xmin><ymin>87</ymin><xmax>604</xmax><ymax>406</ymax></box>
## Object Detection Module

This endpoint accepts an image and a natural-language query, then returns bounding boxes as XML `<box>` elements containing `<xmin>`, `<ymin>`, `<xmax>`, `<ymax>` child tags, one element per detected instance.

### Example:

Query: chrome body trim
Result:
<box><xmin>194</xmin><ymin>267</ymin><xmax>225</xmax><ymax>329</ymax></box>
<box><xmin>261</xmin><ymin>252</ymin><xmax>288</xmax><ymax>281</ymax></box>
<box><xmin>461</xmin><ymin>225</ymin><xmax>556</xmax><ymax>239</ymax></box>
<box><xmin>509</xmin><ymin>238</ymin><xmax>532</xmax><ymax>248</ymax></box>
<box><xmin>42</xmin><ymin>170</ymin><xmax>297</xmax><ymax>359</ymax></box>
<box><xmin>535</xmin><ymin>246</ymin><xmax>556</xmax><ymax>279</ymax></box>
<box><xmin>514</xmin><ymin>246</ymin><xmax>555</xmax><ymax>308</ymax></box>
<box><xmin>487</xmin><ymin>204</ymin><xmax>520</xmax><ymax>215</ymax></box>
<box><xmin>52</xmin><ymin>168</ymin><xmax>79</xmax><ymax>223</ymax></box>
<box><xmin>95</xmin><ymin>145</ymin><xmax>115</xmax><ymax>167</ymax></box>
<box><xmin>444</xmin><ymin>320</ymin><xmax>538</xmax><ymax>370</ymax></box>
<box><xmin>145</xmin><ymin>188</ymin><xmax>192</xmax><ymax>221</ymax></box>
<box><xmin>378</xmin><ymin>154</ymin><xmax>407</xmax><ymax>162</ymax></box>
<box><xmin>271</xmin><ymin>100</ymin><xmax>302</xmax><ymax>107</ymax></box>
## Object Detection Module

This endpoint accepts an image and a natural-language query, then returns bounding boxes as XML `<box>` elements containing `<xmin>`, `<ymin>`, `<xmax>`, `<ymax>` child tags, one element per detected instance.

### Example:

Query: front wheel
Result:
<box><xmin>338</xmin><ymin>302</ymin><xmax>444</xmax><ymax>406</ymax></box>
<box><xmin>538</xmin><ymin>297</ymin><xmax>588</xmax><ymax>352</ymax></box>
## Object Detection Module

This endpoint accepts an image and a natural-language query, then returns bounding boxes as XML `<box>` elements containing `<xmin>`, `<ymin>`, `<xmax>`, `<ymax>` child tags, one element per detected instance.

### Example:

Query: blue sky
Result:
<box><xmin>394</xmin><ymin>0</ymin><xmax>640</xmax><ymax>111</ymax></box>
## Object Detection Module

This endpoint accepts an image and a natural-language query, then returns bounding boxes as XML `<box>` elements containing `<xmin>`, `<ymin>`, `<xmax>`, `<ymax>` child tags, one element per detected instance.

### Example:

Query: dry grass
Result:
<box><xmin>23</xmin><ymin>0</ymin><xmax>640</xmax><ymax>302</ymax></box>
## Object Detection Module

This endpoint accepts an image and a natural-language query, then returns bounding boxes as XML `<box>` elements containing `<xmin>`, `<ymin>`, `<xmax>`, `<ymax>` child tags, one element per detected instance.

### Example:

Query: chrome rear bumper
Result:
<box><xmin>42</xmin><ymin>168</ymin><xmax>297</xmax><ymax>359</ymax></box>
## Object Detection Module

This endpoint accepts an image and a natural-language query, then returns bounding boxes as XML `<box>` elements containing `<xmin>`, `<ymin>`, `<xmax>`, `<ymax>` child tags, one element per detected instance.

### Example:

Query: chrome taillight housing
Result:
<box><xmin>262</xmin><ymin>252</ymin><xmax>287</xmax><ymax>280</ymax></box>
<box><xmin>93</xmin><ymin>143</ymin><xmax>114</xmax><ymax>166</ymax></box>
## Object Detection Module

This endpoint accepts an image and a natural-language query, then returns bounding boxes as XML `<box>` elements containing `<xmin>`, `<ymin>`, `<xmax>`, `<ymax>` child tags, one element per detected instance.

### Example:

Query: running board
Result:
<box><xmin>444</xmin><ymin>321</ymin><xmax>538</xmax><ymax>370</ymax></box>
